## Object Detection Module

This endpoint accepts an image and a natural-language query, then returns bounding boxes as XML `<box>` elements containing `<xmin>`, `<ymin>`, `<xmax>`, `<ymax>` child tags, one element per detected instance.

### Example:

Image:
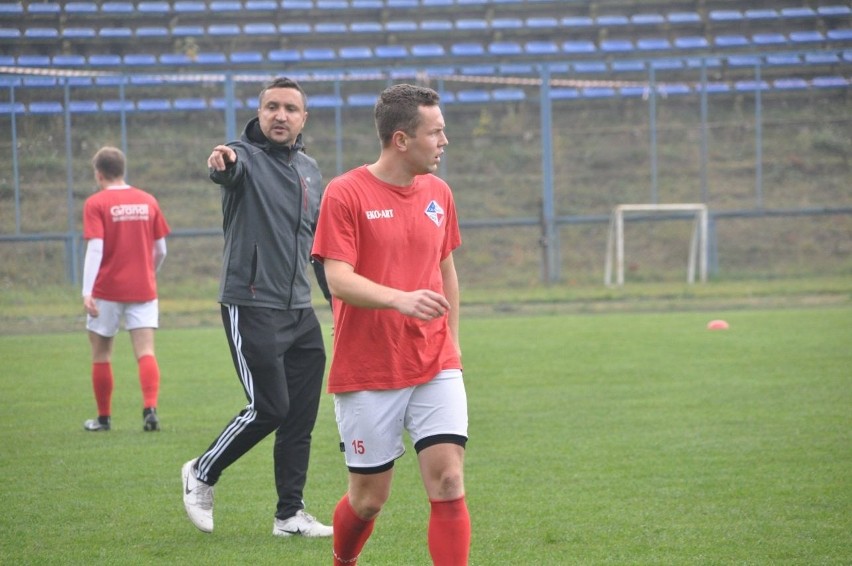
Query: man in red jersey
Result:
<box><xmin>81</xmin><ymin>146</ymin><xmax>170</xmax><ymax>432</ymax></box>
<box><xmin>312</xmin><ymin>84</ymin><xmax>470</xmax><ymax>565</ymax></box>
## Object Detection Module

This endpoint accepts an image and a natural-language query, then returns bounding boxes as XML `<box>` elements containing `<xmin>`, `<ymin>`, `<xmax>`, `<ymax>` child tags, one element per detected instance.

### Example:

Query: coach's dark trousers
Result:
<box><xmin>195</xmin><ymin>304</ymin><xmax>326</xmax><ymax>520</ymax></box>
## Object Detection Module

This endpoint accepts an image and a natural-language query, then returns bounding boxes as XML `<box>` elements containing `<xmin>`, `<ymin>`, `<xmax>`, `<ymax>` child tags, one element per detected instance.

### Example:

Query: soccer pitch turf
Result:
<box><xmin>1</xmin><ymin>307</ymin><xmax>849</xmax><ymax>565</ymax></box>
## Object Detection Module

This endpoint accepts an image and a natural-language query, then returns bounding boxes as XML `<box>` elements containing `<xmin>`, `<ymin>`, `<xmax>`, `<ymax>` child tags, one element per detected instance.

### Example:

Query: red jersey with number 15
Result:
<box><xmin>312</xmin><ymin>165</ymin><xmax>462</xmax><ymax>393</ymax></box>
<box><xmin>83</xmin><ymin>186</ymin><xmax>170</xmax><ymax>302</ymax></box>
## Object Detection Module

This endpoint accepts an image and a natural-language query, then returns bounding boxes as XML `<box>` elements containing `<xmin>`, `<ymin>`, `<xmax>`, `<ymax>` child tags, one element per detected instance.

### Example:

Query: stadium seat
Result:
<box><xmin>172</xmin><ymin>25</ymin><xmax>205</xmax><ymax>36</ymax></box>
<box><xmin>751</xmin><ymin>33</ymin><xmax>787</xmax><ymax>46</ymax></box>
<box><xmin>316</xmin><ymin>22</ymin><xmax>348</xmax><ymax>34</ymax></box>
<box><xmin>387</xmin><ymin>0</ymin><xmax>418</xmax><ymax>7</ymax></box>
<box><xmin>64</xmin><ymin>2</ymin><xmax>98</xmax><ymax>14</ymax></box>
<box><xmin>700</xmin><ymin>82</ymin><xmax>731</xmax><ymax>94</ymax></box>
<box><xmin>611</xmin><ymin>59</ymin><xmax>645</xmax><ymax>72</ymax></box>
<box><xmin>137</xmin><ymin>26</ymin><xmax>169</xmax><ymax>38</ymax></box>
<box><xmin>649</xmin><ymin>58</ymin><xmax>684</xmax><ymax>70</ymax></box>
<box><xmin>195</xmin><ymin>52</ymin><xmax>227</xmax><ymax>64</ymax></box>
<box><xmin>525</xmin><ymin>41</ymin><xmax>559</xmax><ymax>55</ymax></box>
<box><xmin>0</xmin><ymin>3</ymin><xmax>23</xmax><ymax>15</ymax></box>
<box><xmin>0</xmin><ymin>28</ymin><xmax>20</xmax><ymax>39</ymax></box>
<box><xmin>631</xmin><ymin>13</ymin><xmax>665</xmax><ymax>26</ymax></box>
<box><xmin>138</xmin><ymin>99</ymin><xmax>173</xmax><ymax>112</ymax></box>
<box><xmin>69</xmin><ymin>100</ymin><xmax>100</xmax><ymax>113</ymax></box>
<box><xmin>339</xmin><ymin>46</ymin><xmax>373</xmax><ymax>59</ymax></box>
<box><xmin>773</xmin><ymin>78</ymin><xmax>809</xmax><ymax>90</ymax></box>
<box><xmin>27</xmin><ymin>2</ymin><xmax>61</xmax><ymax>15</ymax></box>
<box><xmin>600</xmin><ymin>39</ymin><xmax>634</xmax><ymax>53</ymax></box>
<box><xmin>62</xmin><ymin>27</ymin><xmax>96</xmax><ymax>38</ymax></box>
<box><xmin>488</xmin><ymin>41</ymin><xmax>523</xmax><ymax>55</ymax></box>
<box><xmin>244</xmin><ymin>22</ymin><xmax>276</xmax><ymax>35</ymax></box>
<box><xmin>302</xmin><ymin>48</ymin><xmax>336</xmax><ymax>61</ymax></box>
<box><xmin>351</xmin><ymin>0</ymin><xmax>383</xmax><ymax>7</ymax></box>
<box><xmin>550</xmin><ymin>88</ymin><xmax>579</xmax><ymax>100</ymax></box>
<box><xmin>827</xmin><ymin>29</ymin><xmax>852</xmax><ymax>42</ymax></box>
<box><xmin>137</xmin><ymin>1</ymin><xmax>170</xmax><ymax>14</ymax></box>
<box><xmin>17</xmin><ymin>55</ymin><xmax>51</xmax><ymax>66</ymax></box>
<box><xmin>421</xmin><ymin>0</ymin><xmax>453</xmax><ymax>6</ymax></box>
<box><xmin>561</xmin><ymin>16</ymin><xmax>594</xmax><ymax>29</ymax></box>
<box><xmin>316</xmin><ymin>0</ymin><xmax>348</xmax><ymax>8</ymax></box>
<box><xmin>619</xmin><ymin>85</ymin><xmax>647</xmax><ymax>98</ymax></box>
<box><xmin>596</xmin><ymin>15</ymin><xmax>629</xmax><ymax>27</ymax></box>
<box><xmin>492</xmin><ymin>88</ymin><xmax>525</xmax><ymax>102</ymax></box>
<box><xmin>581</xmin><ymin>87</ymin><xmax>616</xmax><ymax>99</ymax></box>
<box><xmin>456</xmin><ymin>19</ymin><xmax>488</xmax><ymax>31</ymax></box>
<box><xmin>268</xmin><ymin>49</ymin><xmax>300</xmax><ymax>62</ymax></box>
<box><xmin>281</xmin><ymin>0</ymin><xmax>312</xmax><ymax>8</ymax></box>
<box><xmin>100</xmin><ymin>27</ymin><xmax>133</xmax><ymax>38</ymax></box>
<box><xmin>231</xmin><ymin>51</ymin><xmax>264</xmax><ymax>64</ymax></box>
<box><xmin>714</xmin><ymin>35</ymin><xmax>750</xmax><ymax>48</ymax></box>
<box><xmin>0</xmin><ymin>55</ymin><xmax>15</xmax><ymax>66</ymax></box>
<box><xmin>674</xmin><ymin>36</ymin><xmax>710</xmax><ymax>50</ymax></box>
<box><xmin>23</xmin><ymin>76</ymin><xmax>58</xmax><ymax>87</ymax></box>
<box><xmin>0</xmin><ymin>102</ymin><xmax>26</xmax><ymax>114</ymax></box>
<box><xmin>245</xmin><ymin>0</ymin><xmax>277</xmax><ymax>9</ymax></box>
<box><xmin>818</xmin><ymin>5</ymin><xmax>851</xmax><ymax>17</ymax></box>
<box><xmin>492</xmin><ymin>18</ymin><xmax>523</xmax><ymax>30</ymax></box>
<box><xmin>29</xmin><ymin>102</ymin><xmax>64</xmax><ymax>114</ymax></box>
<box><xmin>451</xmin><ymin>43</ymin><xmax>486</xmax><ymax>57</ymax></box>
<box><xmin>459</xmin><ymin>64</ymin><xmax>497</xmax><ymax>75</ymax></box>
<box><xmin>804</xmin><ymin>52</ymin><xmax>840</xmax><ymax>65</ymax></box>
<box><xmin>375</xmin><ymin>45</ymin><xmax>408</xmax><ymax>58</ymax></box>
<box><xmin>102</xmin><ymin>100</ymin><xmax>136</xmax><ymax>112</ymax></box>
<box><xmin>526</xmin><ymin>17</ymin><xmax>558</xmax><ymax>29</ymax></box>
<box><xmin>789</xmin><ymin>31</ymin><xmax>825</xmax><ymax>44</ymax></box>
<box><xmin>811</xmin><ymin>76</ymin><xmax>848</xmax><ymax>89</ymax></box>
<box><xmin>309</xmin><ymin>94</ymin><xmax>343</xmax><ymax>108</ymax></box>
<box><xmin>744</xmin><ymin>9</ymin><xmax>778</xmax><ymax>21</ymax></box>
<box><xmin>411</xmin><ymin>44</ymin><xmax>445</xmax><ymax>57</ymax></box>
<box><xmin>734</xmin><ymin>80</ymin><xmax>770</xmax><ymax>92</ymax></box>
<box><xmin>727</xmin><ymin>54</ymin><xmax>762</xmax><ymax>67</ymax></box>
<box><xmin>659</xmin><ymin>83</ymin><xmax>691</xmax><ymax>96</ymax></box>
<box><xmin>124</xmin><ymin>54</ymin><xmax>158</xmax><ymax>66</ymax></box>
<box><xmin>636</xmin><ymin>38</ymin><xmax>672</xmax><ymax>51</ymax></box>
<box><xmin>209</xmin><ymin>0</ymin><xmax>242</xmax><ymax>12</ymax></box>
<box><xmin>279</xmin><ymin>22</ymin><xmax>311</xmax><ymax>34</ymax></box>
<box><xmin>780</xmin><ymin>7</ymin><xmax>816</xmax><ymax>19</ymax></box>
<box><xmin>53</xmin><ymin>54</ymin><xmax>87</xmax><ymax>66</ymax></box>
<box><xmin>347</xmin><ymin>93</ymin><xmax>378</xmax><ymax>107</ymax></box>
<box><xmin>160</xmin><ymin>53</ymin><xmax>193</xmax><ymax>65</ymax></box>
<box><xmin>350</xmin><ymin>22</ymin><xmax>382</xmax><ymax>33</ymax></box>
<box><xmin>765</xmin><ymin>53</ymin><xmax>801</xmax><ymax>66</ymax></box>
<box><xmin>174</xmin><ymin>98</ymin><xmax>208</xmax><ymax>111</ymax></box>
<box><xmin>421</xmin><ymin>20</ymin><xmax>453</xmax><ymax>32</ymax></box>
<box><xmin>456</xmin><ymin>89</ymin><xmax>491</xmax><ymax>103</ymax></box>
<box><xmin>562</xmin><ymin>40</ymin><xmax>596</xmax><ymax>55</ymax></box>
<box><xmin>709</xmin><ymin>10</ymin><xmax>743</xmax><ymax>23</ymax></box>
<box><xmin>210</xmin><ymin>98</ymin><xmax>246</xmax><ymax>110</ymax></box>
<box><xmin>24</xmin><ymin>27</ymin><xmax>59</xmax><ymax>39</ymax></box>
<box><xmin>101</xmin><ymin>2</ymin><xmax>134</xmax><ymax>14</ymax></box>
<box><xmin>209</xmin><ymin>24</ymin><xmax>241</xmax><ymax>36</ymax></box>
<box><xmin>174</xmin><ymin>1</ymin><xmax>205</xmax><ymax>12</ymax></box>
<box><xmin>573</xmin><ymin>61</ymin><xmax>607</xmax><ymax>73</ymax></box>
<box><xmin>498</xmin><ymin>63</ymin><xmax>534</xmax><ymax>74</ymax></box>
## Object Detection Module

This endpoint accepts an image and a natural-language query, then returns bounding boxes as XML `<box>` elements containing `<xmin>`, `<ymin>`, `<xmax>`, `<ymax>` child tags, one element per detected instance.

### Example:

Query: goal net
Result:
<box><xmin>604</xmin><ymin>204</ymin><xmax>708</xmax><ymax>286</ymax></box>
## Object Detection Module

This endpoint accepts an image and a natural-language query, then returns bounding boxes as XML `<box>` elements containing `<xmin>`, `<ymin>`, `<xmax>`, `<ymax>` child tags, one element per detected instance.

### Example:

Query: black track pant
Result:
<box><xmin>195</xmin><ymin>304</ymin><xmax>326</xmax><ymax>520</ymax></box>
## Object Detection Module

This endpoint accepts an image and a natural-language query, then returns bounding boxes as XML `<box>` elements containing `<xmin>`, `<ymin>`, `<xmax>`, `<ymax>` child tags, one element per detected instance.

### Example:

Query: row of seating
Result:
<box><xmin>5</xmin><ymin>49</ymin><xmax>849</xmax><ymax>88</ymax></box>
<box><xmin>3</xmin><ymin>75</ymin><xmax>847</xmax><ymax>116</ymax></box>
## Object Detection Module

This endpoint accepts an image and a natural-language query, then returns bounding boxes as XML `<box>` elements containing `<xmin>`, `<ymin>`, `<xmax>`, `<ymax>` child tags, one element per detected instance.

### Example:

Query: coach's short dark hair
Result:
<box><xmin>374</xmin><ymin>84</ymin><xmax>441</xmax><ymax>147</ymax></box>
<box><xmin>258</xmin><ymin>76</ymin><xmax>308</xmax><ymax>110</ymax></box>
<box><xmin>92</xmin><ymin>146</ymin><xmax>125</xmax><ymax>180</ymax></box>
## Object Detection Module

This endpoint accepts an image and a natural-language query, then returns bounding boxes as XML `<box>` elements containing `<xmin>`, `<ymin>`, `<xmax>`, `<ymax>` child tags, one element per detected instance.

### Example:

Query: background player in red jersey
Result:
<box><xmin>81</xmin><ymin>146</ymin><xmax>170</xmax><ymax>432</ymax></box>
<box><xmin>312</xmin><ymin>84</ymin><xmax>470</xmax><ymax>566</ymax></box>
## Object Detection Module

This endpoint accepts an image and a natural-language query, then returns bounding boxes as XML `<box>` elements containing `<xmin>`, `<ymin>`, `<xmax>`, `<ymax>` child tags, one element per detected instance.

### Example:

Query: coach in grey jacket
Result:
<box><xmin>181</xmin><ymin>77</ymin><xmax>333</xmax><ymax>538</ymax></box>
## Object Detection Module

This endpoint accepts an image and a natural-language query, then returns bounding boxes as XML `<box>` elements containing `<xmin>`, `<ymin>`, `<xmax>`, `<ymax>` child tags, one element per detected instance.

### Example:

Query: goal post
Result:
<box><xmin>604</xmin><ymin>203</ymin><xmax>708</xmax><ymax>286</ymax></box>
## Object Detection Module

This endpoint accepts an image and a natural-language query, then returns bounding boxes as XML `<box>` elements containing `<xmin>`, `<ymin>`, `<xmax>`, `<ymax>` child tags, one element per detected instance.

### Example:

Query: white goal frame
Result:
<box><xmin>604</xmin><ymin>204</ymin><xmax>708</xmax><ymax>286</ymax></box>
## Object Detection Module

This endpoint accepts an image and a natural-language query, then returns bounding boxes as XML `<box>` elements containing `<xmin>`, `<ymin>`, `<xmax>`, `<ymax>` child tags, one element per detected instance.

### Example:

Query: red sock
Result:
<box><xmin>332</xmin><ymin>493</ymin><xmax>375</xmax><ymax>565</ymax></box>
<box><xmin>92</xmin><ymin>362</ymin><xmax>114</xmax><ymax>417</ymax></box>
<box><xmin>428</xmin><ymin>496</ymin><xmax>471</xmax><ymax>566</ymax></box>
<box><xmin>137</xmin><ymin>355</ymin><xmax>160</xmax><ymax>409</ymax></box>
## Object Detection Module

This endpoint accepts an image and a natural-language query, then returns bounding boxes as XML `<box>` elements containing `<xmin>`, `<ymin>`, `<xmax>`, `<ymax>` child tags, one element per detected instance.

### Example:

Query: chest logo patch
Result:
<box><xmin>424</xmin><ymin>200</ymin><xmax>445</xmax><ymax>227</ymax></box>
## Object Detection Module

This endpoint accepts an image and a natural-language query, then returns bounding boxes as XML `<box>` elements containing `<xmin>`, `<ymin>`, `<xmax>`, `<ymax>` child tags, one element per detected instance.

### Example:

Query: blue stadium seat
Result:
<box><xmin>581</xmin><ymin>86</ymin><xmax>616</xmax><ymax>99</ymax></box>
<box><xmin>619</xmin><ymin>85</ymin><xmax>647</xmax><ymax>98</ymax></box>
<box><xmin>561</xmin><ymin>16</ymin><xmax>594</xmax><ymax>29</ymax></box>
<box><xmin>611</xmin><ymin>59</ymin><xmax>645</xmax><ymax>72</ymax></box>
<box><xmin>210</xmin><ymin>98</ymin><xmax>246</xmax><ymax>110</ymax></box>
<box><xmin>674</xmin><ymin>36</ymin><xmax>710</xmax><ymax>50</ymax></box>
<box><xmin>451</xmin><ymin>43</ymin><xmax>486</xmax><ymax>57</ymax></box>
<box><xmin>245</xmin><ymin>0</ymin><xmax>277</xmax><ymax>9</ymax></box>
<box><xmin>498</xmin><ymin>63</ymin><xmax>534</xmax><ymax>74</ymax></box>
<box><xmin>411</xmin><ymin>44</ymin><xmax>445</xmax><ymax>57</ymax></box>
<box><xmin>561</xmin><ymin>40</ymin><xmax>596</xmax><ymax>55</ymax></box>
<box><xmin>827</xmin><ymin>29</ymin><xmax>852</xmax><ymax>42</ymax></box>
<box><xmin>525</xmin><ymin>41</ymin><xmax>559</xmax><ymax>55</ymax></box>
<box><xmin>596</xmin><ymin>15</ymin><xmax>629</xmax><ymax>27</ymax></box>
<box><xmin>804</xmin><ymin>52</ymin><xmax>840</xmax><ymax>65</ymax></box>
<box><xmin>421</xmin><ymin>20</ymin><xmax>453</xmax><ymax>32</ymax></box>
<box><xmin>734</xmin><ymin>80</ymin><xmax>770</xmax><ymax>92</ymax></box>
<box><xmin>773</xmin><ymin>78</ymin><xmax>809</xmax><ymax>91</ymax></box>
<box><xmin>195</xmin><ymin>52</ymin><xmax>227</xmax><ymax>64</ymax></box>
<box><xmin>302</xmin><ymin>48</ymin><xmax>336</xmax><ymax>61</ymax></box>
<box><xmin>268</xmin><ymin>49</ymin><xmax>300</xmax><ymax>62</ymax></box>
<box><xmin>811</xmin><ymin>76</ymin><xmax>848</xmax><ymax>89</ymax></box>
<box><xmin>17</xmin><ymin>55</ymin><xmax>51</xmax><ymax>66</ymax></box>
<box><xmin>95</xmin><ymin>75</ymin><xmax>127</xmax><ymax>86</ymax></box>
<box><xmin>456</xmin><ymin>90</ymin><xmax>491</xmax><ymax>103</ymax></box>
<box><xmin>780</xmin><ymin>7</ymin><xmax>816</xmax><ymax>19</ymax></box>
<box><xmin>24</xmin><ymin>27</ymin><xmax>59</xmax><ymax>39</ymax></box>
<box><xmin>350</xmin><ymin>22</ymin><xmax>382</xmax><ymax>33</ymax></box>
<box><xmin>339</xmin><ymin>46</ymin><xmax>373</xmax><ymax>59</ymax></box>
<box><xmin>387</xmin><ymin>0</ymin><xmax>418</xmax><ymax>7</ymax></box>
<box><xmin>101</xmin><ymin>2</ymin><xmax>134</xmax><ymax>14</ymax></box>
<box><xmin>316</xmin><ymin>22</ymin><xmax>349</xmax><ymax>34</ymax></box>
<box><xmin>819</xmin><ymin>5</ymin><xmax>851</xmax><ymax>17</ymax></box>
<box><xmin>208</xmin><ymin>24</ymin><xmax>241</xmax><ymax>36</ymax></box>
<box><xmin>636</xmin><ymin>38</ymin><xmax>672</xmax><ymax>51</ymax></box>
<box><xmin>138</xmin><ymin>99</ymin><xmax>173</xmax><ymax>112</ymax></box>
<box><xmin>667</xmin><ymin>12</ymin><xmax>702</xmax><ymax>25</ymax></box>
<box><xmin>659</xmin><ymin>83</ymin><xmax>691</xmax><ymax>96</ymax></box>
<box><xmin>459</xmin><ymin>64</ymin><xmax>497</xmax><ymax>75</ymax></box>
<box><xmin>160</xmin><ymin>53</ymin><xmax>193</xmax><ymax>65</ymax></box>
<box><xmin>492</xmin><ymin>18</ymin><xmax>523</xmax><ymax>30</ymax></box>
<box><xmin>573</xmin><ymin>61</ymin><xmax>607</xmax><ymax>73</ymax></box>
<box><xmin>209</xmin><ymin>0</ymin><xmax>242</xmax><ymax>12</ymax></box>
<box><xmin>751</xmin><ymin>33</ymin><xmax>787</xmax><ymax>46</ymax></box>
<box><xmin>29</xmin><ymin>102</ymin><xmax>64</xmax><ymax>114</ymax></box>
<box><xmin>23</xmin><ymin>76</ymin><xmax>58</xmax><ymax>87</ymax></box>
<box><xmin>600</xmin><ymin>39</ymin><xmax>634</xmax><ymax>53</ymax></box>
<box><xmin>309</xmin><ymin>94</ymin><xmax>343</xmax><ymax>108</ymax></box>
<box><xmin>488</xmin><ymin>41</ymin><xmax>522</xmax><ymax>56</ymax></box>
<box><xmin>69</xmin><ymin>100</ymin><xmax>100</xmax><ymax>113</ymax></box>
<box><xmin>174</xmin><ymin>1</ymin><xmax>206</xmax><ymax>12</ymax></box>
<box><xmin>649</xmin><ymin>58</ymin><xmax>684</xmax><ymax>70</ymax></box>
<box><xmin>421</xmin><ymin>0</ymin><xmax>453</xmax><ymax>6</ymax></box>
<box><xmin>0</xmin><ymin>55</ymin><xmax>15</xmax><ymax>66</ymax></box>
<box><xmin>100</xmin><ymin>27</ymin><xmax>133</xmax><ymax>39</ymax></box>
<box><xmin>701</xmin><ymin>83</ymin><xmax>731</xmax><ymax>94</ymax></box>
<box><xmin>174</xmin><ymin>98</ymin><xmax>208</xmax><ymax>111</ymax></box>
<box><xmin>231</xmin><ymin>51</ymin><xmax>264</xmax><ymax>64</ymax></box>
<box><xmin>130</xmin><ymin>76</ymin><xmax>165</xmax><ymax>85</ymax></box>
<box><xmin>137</xmin><ymin>1</ymin><xmax>170</xmax><ymax>14</ymax></box>
<box><xmin>102</xmin><ymin>100</ymin><xmax>136</xmax><ymax>112</ymax></box>
<box><xmin>375</xmin><ymin>45</ymin><xmax>408</xmax><ymax>58</ymax></box>
<box><xmin>789</xmin><ymin>31</ymin><xmax>825</xmax><ymax>44</ymax></box>
<box><xmin>279</xmin><ymin>22</ymin><xmax>311</xmax><ymax>34</ymax></box>
<box><xmin>244</xmin><ymin>23</ymin><xmax>277</xmax><ymax>35</ymax></box>
<box><xmin>124</xmin><ymin>53</ymin><xmax>158</xmax><ymax>65</ymax></box>
<box><xmin>456</xmin><ymin>19</ymin><xmax>488</xmax><ymax>31</ymax></box>
<box><xmin>0</xmin><ymin>102</ymin><xmax>26</xmax><ymax>114</ymax></box>
<box><xmin>526</xmin><ymin>17</ymin><xmax>558</xmax><ymax>29</ymax></box>
<box><xmin>550</xmin><ymin>88</ymin><xmax>579</xmax><ymax>100</ymax></box>
<box><xmin>744</xmin><ymin>9</ymin><xmax>778</xmax><ymax>21</ymax></box>
<box><xmin>352</xmin><ymin>0</ymin><xmax>383</xmax><ymax>7</ymax></box>
<box><xmin>727</xmin><ymin>54</ymin><xmax>762</xmax><ymax>67</ymax></box>
<box><xmin>709</xmin><ymin>10</ymin><xmax>743</xmax><ymax>23</ymax></box>
<box><xmin>765</xmin><ymin>53</ymin><xmax>801</xmax><ymax>67</ymax></box>
<box><xmin>137</xmin><ymin>26</ymin><xmax>169</xmax><ymax>38</ymax></box>
<box><xmin>62</xmin><ymin>27</ymin><xmax>96</xmax><ymax>38</ymax></box>
<box><xmin>492</xmin><ymin>88</ymin><xmax>525</xmax><ymax>102</ymax></box>
<box><xmin>347</xmin><ymin>93</ymin><xmax>378</xmax><ymax>107</ymax></box>
<box><xmin>631</xmin><ymin>13</ymin><xmax>665</xmax><ymax>26</ymax></box>
<box><xmin>684</xmin><ymin>56</ymin><xmax>722</xmax><ymax>69</ymax></box>
<box><xmin>281</xmin><ymin>0</ymin><xmax>312</xmax><ymax>8</ymax></box>
<box><xmin>64</xmin><ymin>2</ymin><xmax>98</xmax><ymax>14</ymax></box>
<box><xmin>714</xmin><ymin>35</ymin><xmax>750</xmax><ymax>48</ymax></box>
<box><xmin>173</xmin><ymin>25</ymin><xmax>205</xmax><ymax>36</ymax></box>
<box><xmin>53</xmin><ymin>54</ymin><xmax>87</xmax><ymax>66</ymax></box>
<box><xmin>0</xmin><ymin>3</ymin><xmax>23</xmax><ymax>15</ymax></box>
<box><xmin>0</xmin><ymin>28</ymin><xmax>20</xmax><ymax>39</ymax></box>
<box><xmin>27</xmin><ymin>2</ymin><xmax>61</xmax><ymax>15</ymax></box>
<box><xmin>316</xmin><ymin>0</ymin><xmax>347</xmax><ymax>8</ymax></box>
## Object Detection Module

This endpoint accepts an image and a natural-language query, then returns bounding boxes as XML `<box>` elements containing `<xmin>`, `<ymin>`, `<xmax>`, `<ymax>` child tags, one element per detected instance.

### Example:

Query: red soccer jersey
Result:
<box><xmin>83</xmin><ymin>185</ymin><xmax>170</xmax><ymax>302</ymax></box>
<box><xmin>312</xmin><ymin>165</ymin><xmax>462</xmax><ymax>393</ymax></box>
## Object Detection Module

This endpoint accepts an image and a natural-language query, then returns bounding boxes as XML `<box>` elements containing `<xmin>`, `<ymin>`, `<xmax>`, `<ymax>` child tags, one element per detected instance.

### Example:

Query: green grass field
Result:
<box><xmin>1</xmin><ymin>307</ymin><xmax>850</xmax><ymax>565</ymax></box>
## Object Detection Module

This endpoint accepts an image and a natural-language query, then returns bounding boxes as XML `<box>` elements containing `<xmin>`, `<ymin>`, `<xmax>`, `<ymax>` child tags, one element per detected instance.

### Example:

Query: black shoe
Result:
<box><xmin>143</xmin><ymin>408</ymin><xmax>160</xmax><ymax>432</ymax></box>
<box><xmin>84</xmin><ymin>416</ymin><xmax>111</xmax><ymax>431</ymax></box>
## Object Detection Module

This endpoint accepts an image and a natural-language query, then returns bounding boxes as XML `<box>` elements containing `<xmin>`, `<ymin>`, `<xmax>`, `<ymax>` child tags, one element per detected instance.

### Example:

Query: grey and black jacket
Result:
<box><xmin>210</xmin><ymin>117</ymin><xmax>330</xmax><ymax>310</ymax></box>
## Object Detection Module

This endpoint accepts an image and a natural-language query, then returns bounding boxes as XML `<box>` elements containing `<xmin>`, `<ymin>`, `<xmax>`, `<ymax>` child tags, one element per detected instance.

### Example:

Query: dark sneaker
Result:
<box><xmin>84</xmin><ymin>416</ymin><xmax>111</xmax><ymax>431</ymax></box>
<box><xmin>143</xmin><ymin>408</ymin><xmax>160</xmax><ymax>432</ymax></box>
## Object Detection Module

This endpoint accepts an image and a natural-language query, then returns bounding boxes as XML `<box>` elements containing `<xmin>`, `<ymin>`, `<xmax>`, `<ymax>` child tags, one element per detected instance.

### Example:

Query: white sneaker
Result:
<box><xmin>182</xmin><ymin>458</ymin><xmax>214</xmax><ymax>533</ymax></box>
<box><xmin>272</xmin><ymin>510</ymin><xmax>333</xmax><ymax>538</ymax></box>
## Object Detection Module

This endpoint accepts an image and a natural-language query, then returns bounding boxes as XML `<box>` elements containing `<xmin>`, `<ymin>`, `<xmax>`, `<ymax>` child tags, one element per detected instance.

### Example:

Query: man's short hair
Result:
<box><xmin>92</xmin><ymin>146</ymin><xmax>125</xmax><ymax>180</ymax></box>
<box><xmin>374</xmin><ymin>84</ymin><xmax>441</xmax><ymax>147</ymax></box>
<box><xmin>258</xmin><ymin>76</ymin><xmax>308</xmax><ymax>110</ymax></box>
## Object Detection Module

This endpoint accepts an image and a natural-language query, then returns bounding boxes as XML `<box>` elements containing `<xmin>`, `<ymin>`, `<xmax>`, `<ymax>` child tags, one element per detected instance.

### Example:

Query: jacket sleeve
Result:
<box><xmin>209</xmin><ymin>144</ymin><xmax>245</xmax><ymax>188</ymax></box>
